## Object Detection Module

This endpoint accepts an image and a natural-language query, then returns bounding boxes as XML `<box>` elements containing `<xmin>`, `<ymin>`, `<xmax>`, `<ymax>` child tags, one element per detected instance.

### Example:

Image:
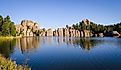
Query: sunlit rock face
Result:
<box><xmin>83</xmin><ymin>30</ymin><xmax>91</xmax><ymax>37</ymax></box>
<box><xmin>58</xmin><ymin>28</ymin><xmax>63</xmax><ymax>37</ymax></box>
<box><xmin>16</xmin><ymin>20</ymin><xmax>39</xmax><ymax>37</ymax></box>
<box><xmin>39</xmin><ymin>31</ymin><xmax>46</xmax><ymax>36</ymax></box>
<box><xmin>53</xmin><ymin>29</ymin><xmax>58</xmax><ymax>36</ymax></box>
<box><xmin>75</xmin><ymin>30</ymin><xmax>80</xmax><ymax>37</ymax></box>
<box><xmin>81</xmin><ymin>19</ymin><xmax>91</xmax><ymax>37</ymax></box>
<box><xmin>82</xmin><ymin>19</ymin><xmax>90</xmax><ymax>25</ymax></box>
<box><xmin>46</xmin><ymin>29</ymin><xmax>53</xmax><ymax>36</ymax></box>
<box><xmin>15</xmin><ymin>19</ymin><xmax>93</xmax><ymax>37</ymax></box>
<box><xmin>63</xmin><ymin>28</ymin><xmax>69</xmax><ymax>37</ymax></box>
<box><xmin>53</xmin><ymin>27</ymin><xmax>80</xmax><ymax>37</ymax></box>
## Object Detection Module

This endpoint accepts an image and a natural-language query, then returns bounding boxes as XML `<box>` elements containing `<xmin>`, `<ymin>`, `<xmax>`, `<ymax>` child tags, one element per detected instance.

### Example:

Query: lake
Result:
<box><xmin>0</xmin><ymin>37</ymin><xmax>121</xmax><ymax>70</ymax></box>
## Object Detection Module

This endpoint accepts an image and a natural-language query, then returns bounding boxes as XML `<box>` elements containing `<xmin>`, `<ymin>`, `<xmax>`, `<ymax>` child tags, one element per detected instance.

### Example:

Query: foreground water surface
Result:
<box><xmin>0</xmin><ymin>37</ymin><xmax>121</xmax><ymax>70</ymax></box>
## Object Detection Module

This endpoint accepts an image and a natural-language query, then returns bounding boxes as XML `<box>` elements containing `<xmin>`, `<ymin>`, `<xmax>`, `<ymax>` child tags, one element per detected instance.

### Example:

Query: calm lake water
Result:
<box><xmin>0</xmin><ymin>37</ymin><xmax>121</xmax><ymax>70</ymax></box>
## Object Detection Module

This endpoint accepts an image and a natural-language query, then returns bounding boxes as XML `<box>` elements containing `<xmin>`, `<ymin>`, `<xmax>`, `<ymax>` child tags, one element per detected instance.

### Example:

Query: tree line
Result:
<box><xmin>0</xmin><ymin>15</ymin><xmax>16</xmax><ymax>36</ymax></box>
<box><xmin>0</xmin><ymin>15</ymin><xmax>121</xmax><ymax>37</ymax></box>
<box><xmin>72</xmin><ymin>20</ymin><xmax>121</xmax><ymax>34</ymax></box>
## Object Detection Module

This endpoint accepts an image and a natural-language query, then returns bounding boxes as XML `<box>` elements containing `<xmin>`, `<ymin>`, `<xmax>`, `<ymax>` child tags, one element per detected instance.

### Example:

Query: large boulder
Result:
<box><xmin>112</xmin><ymin>31</ymin><xmax>120</xmax><ymax>36</ymax></box>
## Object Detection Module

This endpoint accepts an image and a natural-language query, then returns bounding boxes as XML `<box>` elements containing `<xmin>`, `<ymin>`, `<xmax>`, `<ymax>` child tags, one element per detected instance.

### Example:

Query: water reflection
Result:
<box><xmin>15</xmin><ymin>37</ymin><xmax>100</xmax><ymax>53</ymax></box>
<box><xmin>56</xmin><ymin>37</ymin><xmax>103</xmax><ymax>51</ymax></box>
<box><xmin>1</xmin><ymin>37</ymin><xmax>121</xmax><ymax>70</ymax></box>
<box><xmin>0</xmin><ymin>37</ymin><xmax>104</xmax><ymax>58</ymax></box>
<box><xmin>0</xmin><ymin>39</ymin><xmax>16</xmax><ymax>58</ymax></box>
<box><xmin>36</xmin><ymin>37</ymin><xmax>103</xmax><ymax>51</ymax></box>
<box><xmin>70</xmin><ymin>38</ymin><xmax>102</xmax><ymax>50</ymax></box>
<box><xmin>16</xmin><ymin>37</ymin><xmax>40</xmax><ymax>53</ymax></box>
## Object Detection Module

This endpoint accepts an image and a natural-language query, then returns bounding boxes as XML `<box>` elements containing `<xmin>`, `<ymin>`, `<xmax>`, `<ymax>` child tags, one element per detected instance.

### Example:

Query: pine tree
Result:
<box><xmin>2</xmin><ymin>15</ymin><xmax>11</xmax><ymax>36</ymax></box>
<box><xmin>9</xmin><ymin>22</ymin><xmax>16</xmax><ymax>36</ymax></box>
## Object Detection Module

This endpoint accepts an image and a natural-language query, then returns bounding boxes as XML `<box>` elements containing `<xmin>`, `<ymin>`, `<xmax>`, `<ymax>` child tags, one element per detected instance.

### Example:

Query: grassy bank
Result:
<box><xmin>0</xmin><ymin>54</ymin><xmax>31</xmax><ymax>70</ymax></box>
<box><xmin>0</xmin><ymin>36</ymin><xmax>21</xmax><ymax>40</ymax></box>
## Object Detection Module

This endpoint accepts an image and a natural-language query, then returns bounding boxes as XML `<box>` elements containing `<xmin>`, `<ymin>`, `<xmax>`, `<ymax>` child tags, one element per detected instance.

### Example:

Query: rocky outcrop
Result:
<box><xmin>112</xmin><ymin>31</ymin><xmax>120</xmax><ymax>36</ymax></box>
<box><xmin>104</xmin><ymin>31</ymin><xmax>120</xmax><ymax>37</ymax></box>
<box><xmin>17</xmin><ymin>19</ymin><xmax>120</xmax><ymax>38</ymax></box>
<box><xmin>82</xmin><ymin>30</ymin><xmax>91</xmax><ymax>37</ymax></box>
<box><xmin>15</xmin><ymin>19</ymin><xmax>93</xmax><ymax>37</ymax></box>
<box><xmin>63</xmin><ymin>28</ymin><xmax>69</xmax><ymax>37</ymax></box>
<box><xmin>58</xmin><ymin>28</ymin><xmax>63</xmax><ymax>36</ymax></box>
<box><xmin>16</xmin><ymin>20</ymin><xmax>40</xmax><ymax>37</ymax></box>
<box><xmin>82</xmin><ymin>19</ymin><xmax>90</xmax><ymax>25</ymax></box>
<box><xmin>45</xmin><ymin>29</ymin><xmax>53</xmax><ymax>36</ymax></box>
<box><xmin>53</xmin><ymin>27</ymin><xmax>80</xmax><ymax>37</ymax></box>
<box><xmin>98</xmin><ymin>33</ymin><xmax>104</xmax><ymax>37</ymax></box>
<box><xmin>53</xmin><ymin>29</ymin><xmax>58</xmax><ymax>36</ymax></box>
<box><xmin>75</xmin><ymin>30</ymin><xmax>80</xmax><ymax>37</ymax></box>
<box><xmin>39</xmin><ymin>31</ymin><xmax>46</xmax><ymax>36</ymax></box>
<box><xmin>69</xmin><ymin>28</ymin><xmax>75</xmax><ymax>37</ymax></box>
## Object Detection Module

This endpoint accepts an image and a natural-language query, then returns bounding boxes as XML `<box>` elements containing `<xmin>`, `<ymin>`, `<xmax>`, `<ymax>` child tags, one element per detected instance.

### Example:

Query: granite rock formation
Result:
<box><xmin>63</xmin><ymin>28</ymin><xmax>70</xmax><ymax>37</ymax></box>
<box><xmin>16</xmin><ymin>20</ymin><xmax>39</xmax><ymax>37</ymax></box>
<box><xmin>53</xmin><ymin>27</ymin><xmax>80</xmax><ymax>37</ymax></box>
<box><xmin>45</xmin><ymin>29</ymin><xmax>53</xmax><ymax>36</ymax></box>
<box><xmin>104</xmin><ymin>31</ymin><xmax>120</xmax><ymax>37</ymax></box>
<box><xmin>81</xmin><ymin>30</ymin><xmax>91</xmax><ymax>37</ymax></box>
<box><xmin>82</xmin><ymin>19</ymin><xmax>90</xmax><ymax>25</ymax></box>
<box><xmin>16</xmin><ymin>19</ymin><xmax>121</xmax><ymax>38</ymax></box>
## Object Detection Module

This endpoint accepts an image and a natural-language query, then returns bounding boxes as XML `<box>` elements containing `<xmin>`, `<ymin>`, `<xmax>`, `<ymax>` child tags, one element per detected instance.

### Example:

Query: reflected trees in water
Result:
<box><xmin>0</xmin><ymin>39</ymin><xmax>16</xmax><ymax>58</ymax></box>
<box><xmin>62</xmin><ymin>37</ymin><xmax>104</xmax><ymax>51</ymax></box>
<box><xmin>0</xmin><ymin>37</ymin><xmax>105</xmax><ymax>57</ymax></box>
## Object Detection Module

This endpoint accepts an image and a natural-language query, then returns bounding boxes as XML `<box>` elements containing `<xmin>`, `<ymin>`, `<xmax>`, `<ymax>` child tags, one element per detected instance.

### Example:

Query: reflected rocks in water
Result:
<box><xmin>16</xmin><ymin>37</ymin><xmax>40</xmax><ymax>53</ymax></box>
<box><xmin>16</xmin><ymin>37</ymin><xmax>100</xmax><ymax>51</ymax></box>
<box><xmin>0</xmin><ymin>39</ymin><xmax>16</xmax><ymax>58</ymax></box>
<box><xmin>62</xmin><ymin>37</ymin><xmax>103</xmax><ymax>51</ymax></box>
<box><xmin>39</xmin><ymin>37</ymin><xmax>104</xmax><ymax>51</ymax></box>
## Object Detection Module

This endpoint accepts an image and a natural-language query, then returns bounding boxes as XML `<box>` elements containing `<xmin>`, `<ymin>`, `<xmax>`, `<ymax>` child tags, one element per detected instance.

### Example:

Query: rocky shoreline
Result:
<box><xmin>15</xmin><ymin>19</ymin><xmax>121</xmax><ymax>38</ymax></box>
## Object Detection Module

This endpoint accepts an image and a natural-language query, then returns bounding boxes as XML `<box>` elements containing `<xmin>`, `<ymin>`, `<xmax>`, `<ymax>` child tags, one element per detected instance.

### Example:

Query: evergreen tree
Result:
<box><xmin>0</xmin><ymin>15</ymin><xmax>16</xmax><ymax>36</ymax></box>
<box><xmin>2</xmin><ymin>16</ymin><xmax>11</xmax><ymax>36</ymax></box>
<box><xmin>9</xmin><ymin>22</ymin><xmax>16</xmax><ymax>36</ymax></box>
<box><xmin>71</xmin><ymin>20</ymin><xmax>121</xmax><ymax>34</ymax></box>
<box><xmin>0</xmin><ymin>15</ymin><xmax>3</xmax><ymax>36</ymax></box>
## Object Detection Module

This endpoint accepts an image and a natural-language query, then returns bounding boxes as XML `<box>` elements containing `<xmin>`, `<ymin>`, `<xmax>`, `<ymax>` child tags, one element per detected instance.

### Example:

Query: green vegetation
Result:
<box><xmin>0</xmin><ymin>15</ymin><xmax>16</xmax><ymax>37</ymax></box>
<box><xmin>0</xmin><ymin>39</ymin><xmax>16</xmax><ymax>58</ymax></box>
<box><xmin>72</xmin><ymin>20</ymin><xmax>121</xmax><ymax>34</ymax></box>
<box><xmin>0</xmin><ymin>54</ymin><xmax>30</xmax><ymax>70</ymax></box>
<box><xmin>0</xmin><ymin>39</ymin><xmax>31</xmax><ymax>70</ymax></box>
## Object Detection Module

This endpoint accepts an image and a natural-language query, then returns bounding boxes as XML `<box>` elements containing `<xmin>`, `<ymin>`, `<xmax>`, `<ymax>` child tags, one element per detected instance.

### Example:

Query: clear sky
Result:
<box><xmin>0</xmin><ymin>0</ymin><xmax>121</xmax><ymax>29</ymax></box>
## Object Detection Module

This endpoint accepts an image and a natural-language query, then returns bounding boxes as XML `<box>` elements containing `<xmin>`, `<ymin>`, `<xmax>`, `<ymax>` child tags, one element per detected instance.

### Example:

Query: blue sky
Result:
<box><xmin>0</xmin><ymin>0</ymin><xmax>121</xmax><ymax>29</ymax></box>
